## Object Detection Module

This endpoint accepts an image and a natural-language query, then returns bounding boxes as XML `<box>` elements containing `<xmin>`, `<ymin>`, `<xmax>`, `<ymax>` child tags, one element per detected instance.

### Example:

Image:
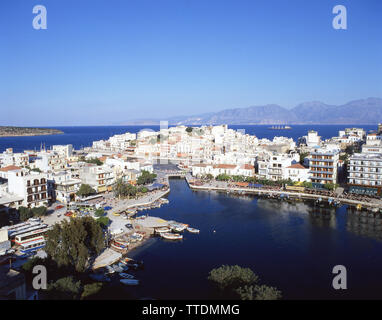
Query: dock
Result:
<box><xmin>92</xmin><ymin>248</ymin><xmax>122</xmax><ymax>270</ymax></box>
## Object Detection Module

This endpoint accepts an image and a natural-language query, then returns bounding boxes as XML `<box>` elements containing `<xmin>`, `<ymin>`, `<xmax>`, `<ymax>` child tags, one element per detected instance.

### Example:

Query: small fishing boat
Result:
<box><xmin>186</xmin><ymin>227</ymin><xmax>200</xmax><ymax>234</ymax></box>
<box><xmin>112</xmin><ymin>264</ymin><xmax>124</xmax><ymax>273</ymax></box>
<box><xmin>120</xmin><ymin>279</ymin><xmax>139</xmax><ymax>286</ymax></box>
<box><xmin>120</xmin><ymin>272</ymin><xmax>135</xmax><ymax>279</ymax></box>
<box><xmin>161</xmin><ymin>232</ymin><xmax>183</xmax><ymax>240</ymax></box>
<box><xmin>105</xmin><ymin>265</ymin><xmax>115</xmax><ymax>274</ymax></box>
<box><xmin>118</xmin><ymin>262</ymin><xmax>130</xmax><ymax>270</ymax></box>
<box><xmin>130</xmin><ymin>233</ymin><xmax>144</xmax><ymax>242</ymax></box>
<box><xmin>170</xmin><ymin>223</ymin><xmax>187</xmax><ymax>232</ymax></box>
<box><xmin>155</xmin><ymin>226</ymin><xmax>171</xmax><ymax>233</ymax></box>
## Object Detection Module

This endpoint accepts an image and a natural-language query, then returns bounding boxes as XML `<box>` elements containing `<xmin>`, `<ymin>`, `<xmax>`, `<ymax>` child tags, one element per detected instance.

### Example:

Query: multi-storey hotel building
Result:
<box><xmin>309</xmin><ymin>148</ymin><xmax>339</xmax><ymax>186</ymax></box>
<box><xmin>348</xmin><ymin>153</ymin><xmax>382</xmax><ymax>195</ymax></box>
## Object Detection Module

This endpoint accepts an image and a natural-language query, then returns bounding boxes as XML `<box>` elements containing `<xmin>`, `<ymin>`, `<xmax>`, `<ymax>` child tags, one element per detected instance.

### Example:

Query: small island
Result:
<box><xmin>0</xmin><ymin>126</ymin><xmax>64</xmax><ymax>137</ymax></box>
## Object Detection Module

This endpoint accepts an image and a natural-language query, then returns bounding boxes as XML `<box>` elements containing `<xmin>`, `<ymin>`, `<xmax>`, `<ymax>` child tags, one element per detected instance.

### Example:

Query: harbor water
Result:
<box><xmin>118</xmin><ymin>178</ymin><xmax>382</xmax><ymax>300</ymax></box>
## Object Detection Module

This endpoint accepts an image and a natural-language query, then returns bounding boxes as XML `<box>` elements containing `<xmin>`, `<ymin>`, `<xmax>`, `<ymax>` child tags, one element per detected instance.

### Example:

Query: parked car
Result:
<box><xmin>64</xmin><ymin>211</ymin><xmax>73</xmax><ymax>217</ymax></box>
<box><xmin>125</xmin><ymin>224</ymin><xmax>133</xmax><ymax>229</ymax></box>
<box><xmin>56</xmin><ymin>205</ymin><xmax>64</xmax><ymax>210</ymax></box>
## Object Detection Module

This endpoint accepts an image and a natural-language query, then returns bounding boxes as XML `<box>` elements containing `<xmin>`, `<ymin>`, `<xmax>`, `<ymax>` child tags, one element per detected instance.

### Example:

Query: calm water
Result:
<box><xmin>123</xmin><ymin>178</ymin><xmax>382</xmax><ymax>300</ymax></box>
<box><xmin>3</xmin><ymin>125</ymin><xmax>382</xmax><ymax>299</ymax></box>
<box><xmin>0</xmin><ymin>125</ymin><xmax>377</xmax><ymax>153</ymax></box>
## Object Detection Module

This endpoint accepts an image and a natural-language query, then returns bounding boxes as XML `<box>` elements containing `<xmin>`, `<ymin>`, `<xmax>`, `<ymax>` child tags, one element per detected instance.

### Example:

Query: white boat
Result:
<box><xmin>170</xmin><ymin>223</ymin><xmax>187</xmax><ymax>232</ymax></box>
<box><xmin>186</xmin><ymin>227</ymin><xmax>200</xmax><ymax>234</ymax></box>
<box><xmin>120</xmin><ymin>272</ymin><xmax>135</xmax><ymax>279</ymax></box>
<box><xmin>155</xmin><ymin>226</ymin><xmax>171</xmax><ymax>233</ymax></box>
<box><xmin>120</xmin><ymin>279</ymin><xmax>139</xmax><ymax>286</ymax></box>
<box><xmin>130</xmin><ymin>233</ymin><xmax>144</xmax><ymax>242</ymax></box>
<box><xmin>105</xmin><ymin>266</ymin><xmax>115</xmax><ymax>274</ymax></box>
<box><xmin>112</xmin><ymin>264</ymin><xmax>124</xmax><ymax>273</ymax></box>
<box><xmin>161</xmin><ymin>232</ymin><xmax>183</xmax><ymax>240</ymax></box>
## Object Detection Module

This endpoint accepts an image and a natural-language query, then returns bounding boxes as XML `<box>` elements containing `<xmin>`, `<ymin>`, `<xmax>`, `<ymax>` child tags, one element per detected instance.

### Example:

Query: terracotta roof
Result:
<box><xmin>241</xmin><ymin>164</ymin><xmax>254</xmax><ymax>170</ymax></box>
<box><xmin>0</xmin><ymin>165</ymin><xmax>22</xmax><ymax>172</ymax></box>
<box><xmin>287</xmin><ymin>163</ymin><xmax>307</xmax><ymax>169</ymax></box>
<box><xmin>214</xmin><ymin>164</ymin><xmax>237</xmax><ymax>169</ymax></box>
<box><xmin>193</xmin><ymin>164</ymin><xmax>209</xmax><ymax>167</ymax></box>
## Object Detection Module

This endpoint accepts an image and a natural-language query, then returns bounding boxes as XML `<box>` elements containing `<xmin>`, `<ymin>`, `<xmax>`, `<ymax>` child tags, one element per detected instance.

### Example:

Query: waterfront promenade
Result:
<box><xmin>184</xmin><ymin>175</ymin><xmax>382</xmax><ymax>210</ymax></box>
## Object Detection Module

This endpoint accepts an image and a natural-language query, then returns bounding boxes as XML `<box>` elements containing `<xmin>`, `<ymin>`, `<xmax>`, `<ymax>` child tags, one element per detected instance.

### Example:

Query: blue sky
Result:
<box><xmin>1</xmin><ymin>0</ymin><xmax>382</xmax><ymax>126</ymax></box>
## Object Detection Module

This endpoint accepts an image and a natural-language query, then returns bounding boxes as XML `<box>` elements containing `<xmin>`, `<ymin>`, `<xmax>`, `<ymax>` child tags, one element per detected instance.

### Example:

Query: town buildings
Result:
<box><xmin>309</xmin><ymin>148</ymin><xmax>340</xmax><ymax>186</ymax></box>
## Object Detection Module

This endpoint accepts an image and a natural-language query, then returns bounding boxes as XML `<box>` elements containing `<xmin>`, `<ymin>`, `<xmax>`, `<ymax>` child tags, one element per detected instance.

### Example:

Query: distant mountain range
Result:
<box><xmin>123</xmin><ymin>97</ymin><xmax>382</xmax><ymax>125</ymax></box>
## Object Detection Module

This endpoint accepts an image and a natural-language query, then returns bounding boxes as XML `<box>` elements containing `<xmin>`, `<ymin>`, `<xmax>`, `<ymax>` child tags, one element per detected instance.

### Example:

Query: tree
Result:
<box><xmin>113</xmin><ymin>178</ymin><xmax>127</xmax><ymax>198</ymax></box>
<box><xmin>94</xmin><ymin>208</ymin><xmax>105</xmax><ymax>217</ymax></box>
<box><xmin>208</xmin><ymin>265</ymin><xmax>282</xmax><ymax>300</ymax></box>
<box><xmin>299</xmin><ymin>152</ymin><xmax>309</xmax><ymax>164</ymax></box>
<box><xmin>139</xmin><ymin>186</ymin><xmax>148</xmax><ymax>193</ymax></box>
<box><xmin>208</xmin><ymin>265</ymin><xmax>259</xmax><ymax>291</ymax></box>
<box><xmin>84</xmin><ymin>158</ymin><xmax>103</xmax><ymax>165</ymax></box>
<box><xmin>252</xmin><ymin>285</ymin><xmax>282</xmax><ymax>300</ymax></box>
<box><xmin>324</xmin><ymin>183</ymin><xmax>338</xmax><ymax>190</ymax></box>
<box><xmin>19</xmin><ymin>206</ymin><xmax>33</xmax><ymax>221</ymax></box>
<box><xmin>204</xmin><ymin>174</ymin><xmax>214</xmax><ymax>181</ymax></box>
<box><xmin>216</xmin><ymin>174</ymin><xmax>231</xmax><ymax>182</ymax></box>
<box><xmin>47</xmin><ymin>276</ymin><xmax>82</xmax><ymax>300</ymax></box>
<box><xmin>186</xmin><ymin>127</ymin><xmax>193</xmax><ymax>133</ymax></box>
<box><xmin>76</xmin><ymin>184</ymin><xmax>96</xmax><ymax>197</ymax></box>
<box><xmin>96</xmin><ymin>216</ymin><xmax>110</xmax><ymax>229</ymax></box>
<box><xmin>137</xmin><ymin>170</ymin><xmax>157</xmax><ymax>185</ymax></box>
<box><xmin>31</xmin><ymin>206</ymin><xmax>47</xmax><ymax>217</ymax></box>
<box><xmin>45</xmin><ymin>217</ymin><xmax>105</xmax><ymax>272</ymax></box>
<box><xmin>81</xmin><ymin>282</ymin><xmax>103</xmax><ymax>300</ymax></box>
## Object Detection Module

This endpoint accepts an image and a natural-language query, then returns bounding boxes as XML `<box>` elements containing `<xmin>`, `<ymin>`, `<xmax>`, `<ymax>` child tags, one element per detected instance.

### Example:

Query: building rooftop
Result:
<box><xmin>0</xmin><ymin>166</ymin><xmax>22</xmax><ymax>172</ymax></box>
<box><xmin>287</xmin><ymin>163</ymin><xmax>307</xmax><ymax>169</ymax></box>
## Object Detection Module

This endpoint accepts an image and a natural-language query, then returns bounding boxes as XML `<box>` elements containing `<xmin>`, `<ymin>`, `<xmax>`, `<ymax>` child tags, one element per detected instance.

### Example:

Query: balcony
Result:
<box><xmin>310</xmin><ymin>164</ymin><xmax>334</xmax><ymax>169</ymax></box>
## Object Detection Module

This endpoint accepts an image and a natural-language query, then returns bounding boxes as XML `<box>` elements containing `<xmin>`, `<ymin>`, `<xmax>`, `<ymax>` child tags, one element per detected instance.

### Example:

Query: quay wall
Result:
<box><xmin>184</xmin><ymin>176</ymin><xmax>382</xmax><ymax>210</ymax></box>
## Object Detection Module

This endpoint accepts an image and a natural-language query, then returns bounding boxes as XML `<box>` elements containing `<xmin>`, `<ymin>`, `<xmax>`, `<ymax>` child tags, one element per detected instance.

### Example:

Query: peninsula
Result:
<box><xmin>0</xmin><ymin>126</ymin><xmax>63</xmax><ymax>137</ymax></box>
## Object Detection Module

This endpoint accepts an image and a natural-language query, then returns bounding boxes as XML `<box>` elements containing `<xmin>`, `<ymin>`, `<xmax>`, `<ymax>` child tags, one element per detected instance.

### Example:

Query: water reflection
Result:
<box><xmin>346</xmin><ymin>207</ymin><xmax>382</xmax><ymax>241</ymax></box>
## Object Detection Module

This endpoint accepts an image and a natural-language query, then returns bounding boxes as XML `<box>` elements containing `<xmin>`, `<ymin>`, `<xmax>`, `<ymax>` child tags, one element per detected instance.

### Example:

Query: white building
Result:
<box><xmin>0</xmin><ymin>149</ymin><xmax>29</xmax><ymax>168</ymax></box>
<box><xmin>348</xmin><ymin>153</ymin><xmax>382</xmax><ymax>196</ymax></box>
<box><xmin>258</xmin><ymin>153</ymin><xmax>300</xmax><ymax>181</ymax></box>
<box><xmin>79</xmin><ymin>164</ymin><xmax>115</xmax><ymax>193</ymax></box>
<box><xmin>48</xmin><ymin>171</ymin><xmax>82</xmax><ymax>203</ymax></box>
<box><xmin>7</xmin><ymin>171</ymin><xmax>49</xmax><ymax>208</ymax></box>
<box><xmin>285</xmin><ymin>163</ymin><xmax>310</xmax><ymax>182</ymax></box>
<box><xmin>52</xmin><ymin>145</ymin><xmax>73</xmax><ymax>158</ymax></box>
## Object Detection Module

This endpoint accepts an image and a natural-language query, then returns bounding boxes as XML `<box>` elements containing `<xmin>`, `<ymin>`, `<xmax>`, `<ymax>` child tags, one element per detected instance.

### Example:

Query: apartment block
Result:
<box><xmin>348</xmin><ymin>153</ymin><xmax>382</xmax><ymax>196</ymax></box>
<box><xmin>309</xmin><ymin>148</ymin><xmax>339</xmax><ymax>186</ymax></box>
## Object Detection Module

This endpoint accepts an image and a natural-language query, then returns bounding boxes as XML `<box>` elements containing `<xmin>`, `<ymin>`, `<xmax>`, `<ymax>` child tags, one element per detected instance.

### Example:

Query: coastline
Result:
<box><xmin>184</xmin><ymin>175</ymin><xmax>382</xmax><ymax>210</ymax></box>
<box><xmin>0</xmin><ymin>132</ymin><xmax>64</xmax><ymax>138</ymax></box>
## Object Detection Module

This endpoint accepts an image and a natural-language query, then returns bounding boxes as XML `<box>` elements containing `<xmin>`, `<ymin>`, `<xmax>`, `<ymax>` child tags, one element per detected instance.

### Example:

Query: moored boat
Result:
<box><xmin>120</xmin><ymin>279</ymin><xmax>139</xmax><ymax>286</ymax></box>
<box><xmin>161</xmin><ymin>232</ymin><xmax>183</xmax><ymax>240</ymax></box>
<box><xmin>186</xmin><ymin>227</ymin><xmax>200</xmax><ymax>234</ymax></box>
<box><xmin>120</xmin><ymin>272</ymin><xmax>135</xmax><ymax>279</ymax></box>
<box><xmin>169</xmin><ymin>223</ymin><xmax>187</xmax><ymax>232</ymax></box>
<box><xmin>155</xmin><ymin>226</ymin><xmax>171</xmax><ymax>233</ymax></box>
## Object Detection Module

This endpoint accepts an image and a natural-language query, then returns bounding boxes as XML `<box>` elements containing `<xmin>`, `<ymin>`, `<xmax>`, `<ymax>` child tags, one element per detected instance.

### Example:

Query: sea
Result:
<box><xmin>2</xmin><ymin>124</ymin><xmax>382</xmax><ymax>299</ymax></box>
<box><xmin>0</xmin><ymin>124</ymin><xmax>377</xmax><ymax>153</ymax></box>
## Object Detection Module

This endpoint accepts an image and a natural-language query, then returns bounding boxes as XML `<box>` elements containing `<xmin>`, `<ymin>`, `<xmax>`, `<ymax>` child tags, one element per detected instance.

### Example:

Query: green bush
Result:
<box><xmin>81</xmin><ymin>282</ymin><xmax>103</xmax><ymax>300</ymax></box>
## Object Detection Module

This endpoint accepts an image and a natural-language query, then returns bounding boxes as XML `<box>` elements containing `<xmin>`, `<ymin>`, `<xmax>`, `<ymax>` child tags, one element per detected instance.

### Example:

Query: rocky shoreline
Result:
<box><xmin>0</xmin><ymin>126</ymin><xmax>63</xmax><ymax>137</ymax></box>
